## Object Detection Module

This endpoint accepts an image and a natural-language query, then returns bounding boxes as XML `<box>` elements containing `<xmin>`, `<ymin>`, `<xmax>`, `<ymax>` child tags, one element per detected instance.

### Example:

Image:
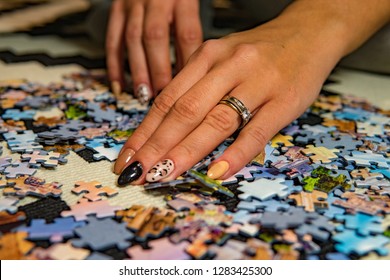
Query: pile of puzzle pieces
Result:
<box><xmin>0</xmin><ymin>71</ymin><xmax>389</xmax><ymax>260</ymax></box>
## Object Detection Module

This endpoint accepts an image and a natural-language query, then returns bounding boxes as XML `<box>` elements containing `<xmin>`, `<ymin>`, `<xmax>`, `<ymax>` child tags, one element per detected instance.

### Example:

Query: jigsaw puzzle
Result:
<box><xmin>0</xmin><ymin>26</ymin><xmax>389</xmax><ymax>260</ymax></box>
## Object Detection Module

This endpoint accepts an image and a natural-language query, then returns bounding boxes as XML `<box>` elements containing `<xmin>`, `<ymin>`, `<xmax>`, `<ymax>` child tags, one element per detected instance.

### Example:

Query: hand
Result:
<box><xmin>114</xmin><ymin>0</ymin><xmax>390</xmax><ymax>185</ymax></box>
<box><xmin>106</xmin><ymin>0</ymin><xmax>203</xmax><ymax>103</ymax></box>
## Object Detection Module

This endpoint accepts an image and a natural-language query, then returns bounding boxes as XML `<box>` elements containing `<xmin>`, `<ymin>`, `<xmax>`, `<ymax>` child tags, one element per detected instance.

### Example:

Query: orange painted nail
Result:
<box><xmin>207</xmin><ymin>161</ymin><xmax>229</xmax><ymax>179</ymax></box>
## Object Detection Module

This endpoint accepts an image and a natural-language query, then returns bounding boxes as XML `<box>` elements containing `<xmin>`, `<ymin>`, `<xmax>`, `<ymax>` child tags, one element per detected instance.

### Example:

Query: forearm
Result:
<box><xmin>269</xmin><ymin>0</ymin><xmax>390</xmax><ymax>57</ymax></box>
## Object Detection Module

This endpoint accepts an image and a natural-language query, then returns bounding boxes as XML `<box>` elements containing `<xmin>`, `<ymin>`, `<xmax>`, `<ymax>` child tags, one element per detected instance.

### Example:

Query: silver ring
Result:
<box><xmin>218</xmin><ymin>95</ymin><xmax>252</xmax><ymax>129</ymax></box>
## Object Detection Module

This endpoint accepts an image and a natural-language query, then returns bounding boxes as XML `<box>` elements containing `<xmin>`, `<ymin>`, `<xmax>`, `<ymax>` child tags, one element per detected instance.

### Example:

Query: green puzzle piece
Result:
<box><xmin>303</xmin><ymin>166</ymin><xmax>351</xmax><ymax>193</ymax></box>
<box><xmin>65</xmin><ymin>105</ymin><xmax>87</xmax><ymax>120</ymax></box>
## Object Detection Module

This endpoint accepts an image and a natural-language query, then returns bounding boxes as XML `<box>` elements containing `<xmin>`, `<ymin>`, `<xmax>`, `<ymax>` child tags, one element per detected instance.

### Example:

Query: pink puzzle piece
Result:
<box><xmin>61</xmin><ymin>200</ymin><xmax>121</xmax><ymax>221</ymax></box>
<box><xmin>72</xmin><ymin>181</ymin><xmax>118</xmax><ymax>201</ymax></box>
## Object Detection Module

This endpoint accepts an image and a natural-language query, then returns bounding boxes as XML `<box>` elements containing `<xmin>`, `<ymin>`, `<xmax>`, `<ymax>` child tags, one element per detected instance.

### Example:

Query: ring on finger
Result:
<box><xmin>218</xmin><ymin>95</ymin><xmax>252</xmax><ymax>129</ymax></box>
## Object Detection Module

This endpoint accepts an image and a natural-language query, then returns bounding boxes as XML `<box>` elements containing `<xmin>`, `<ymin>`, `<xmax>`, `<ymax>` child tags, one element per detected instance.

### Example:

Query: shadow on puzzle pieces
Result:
<box><xmin>72</xmin><ymin>216</ymin><xmax>134</xmax><ymax>251</ymax></box>
<box><xmin>17</xmin><ymin>217</ymin><xmax>86</xmax><ymax>243</ymax></box>
<box><xmin>332</xmin><ymin>229</ymin><xmax>389</xmax><ymax>256</ymax></box>
<box><xmin>127</xmin><ymin>237</ymin><xmax>190</xmax><ymax>260</ymax></box>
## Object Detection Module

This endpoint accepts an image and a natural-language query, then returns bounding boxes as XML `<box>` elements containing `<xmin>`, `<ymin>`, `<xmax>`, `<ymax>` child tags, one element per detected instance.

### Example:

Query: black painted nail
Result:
<box><xmin>117</xmin><ymin>161</ymin><xmax>143</xmax><ymax>186</ymax></box>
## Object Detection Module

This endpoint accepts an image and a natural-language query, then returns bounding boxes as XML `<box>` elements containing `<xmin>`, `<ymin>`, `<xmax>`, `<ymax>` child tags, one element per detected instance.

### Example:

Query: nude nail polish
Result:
<box><xmin>114</xmin><ymin>148</ymin><xmax>135</xmax><ymax>174</ymax></box>
<box><xmin>146</xmin><ymin>159</ymin><xmax>175</xmax><ymax>182</ymax></box>
<box><xmin>136</xmin><ymin>84</ymin><xmax>151</xmax><ymax>105</ymax></box>
<box><xmin>207</xmin><ymin>161</ymin><xmax>229</xmax><ymax>179</ymax></box>
<box><xmin>117</xmin><ymin>161</ymin><xmax>143</xmax><ymax>186</ymax></box>
<box><xmin>111</xmin><ymin>81</ymin><xmax>121</xmax><ymax>96</ymax></box>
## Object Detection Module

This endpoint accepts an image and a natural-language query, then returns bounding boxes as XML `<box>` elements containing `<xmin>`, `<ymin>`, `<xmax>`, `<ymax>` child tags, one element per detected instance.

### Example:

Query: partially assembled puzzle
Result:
<box><xmin>0</xmin><ymin>71</ymin><xmax>389</xmax><ymax>260</ymax></box>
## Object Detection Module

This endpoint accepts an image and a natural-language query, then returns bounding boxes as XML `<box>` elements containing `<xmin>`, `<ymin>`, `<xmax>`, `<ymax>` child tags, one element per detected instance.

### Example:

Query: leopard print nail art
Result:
<box><xmin>146</xmin><ymin>159</ymin><xmax>174</xmax><ymax>182</ymax></box>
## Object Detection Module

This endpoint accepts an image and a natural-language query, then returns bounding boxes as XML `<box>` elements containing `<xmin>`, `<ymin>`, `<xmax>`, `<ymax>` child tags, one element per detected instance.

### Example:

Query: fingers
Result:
<box><xmin>208</xmin><ymin>98</ymin><xmax>302</xmax><ymax>180</ymax></box>
<box><xmin>143</xmin><ymin>0</ymin><xmax>175</xmax><ymax>94</ymax></box>
<box><xmin>146</xmin><ymin>89</ymin><xmax>258</xmax><ymax>182</ymax></box>
<box><xmin>114</xmin><ymin>42</ymin><xmax>215</xmax><ymax>174</ymax></box>
<box><xmin>174</xmin><ymin>0</ymin><xmax>203</xmax><ymax>70</ymax></box>
<box><xmin>106</xmin><ymin>0</ymin><xmax>127</xmax><ymax>94</ymax></box>
<box><xmin>125</xmin><ymin>1</ymin><xmax>153</xmax><ymax>103</ymax></box>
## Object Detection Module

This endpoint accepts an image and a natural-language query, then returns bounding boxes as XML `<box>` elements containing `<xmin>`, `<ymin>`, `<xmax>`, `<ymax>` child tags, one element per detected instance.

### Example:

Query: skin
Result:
<box><xmin>108</xmin><ymin>0</ymin><xmax>390</xmax><ymax>184</ymax></box>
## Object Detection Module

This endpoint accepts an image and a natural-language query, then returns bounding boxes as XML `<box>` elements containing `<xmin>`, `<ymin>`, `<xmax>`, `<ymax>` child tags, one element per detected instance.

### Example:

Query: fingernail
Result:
<box><xmin>207</xmin><ymin>161</ymin><xmax>229</xmax><ymax>179</ymax></box>
<box><xmin>146</xmin><ymin>159</ymin><xmax>175</xmax><ymax>182</ymax></box>
<box><xmin>112</xmin><ymin>81</ymin><xmax>121</xmax><ymax>95</ymax></box>
<box><xmin>136</xmin><ymin>84</ymin><xmax>151</xmax><ymax>105</ymax></box>
<box><xmin>117</xmin><ymin>161</ymin><xmax>143</xmax><ymax>186</ymax></box>
<box><xmin>114</xmin><ymin>148</ymin><xmax>135</xmax><ymax>174</ymax></box>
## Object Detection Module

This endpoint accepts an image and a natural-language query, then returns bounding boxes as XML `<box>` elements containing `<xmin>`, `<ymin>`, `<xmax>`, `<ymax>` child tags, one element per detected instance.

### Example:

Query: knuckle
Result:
<box><xmin>144</xmin><ymin>24</ymin><xmax>166</xmax><ymax>42</ymax></box>
<box><xmin>204</xmin><ymin>107</ymin><xmax>238</xmax><ymax>133</ymax></box>
<box><xmin>175</xmin><ymin>143</ymin><xmax>196</xmax><ymax>160</ymax></box>
<box><xmin>193</xmin><ymin>39</ymin><xmax>220</xmax><ymax>60</ymax></box>
<box><xmin>125</xmin><ymin>24</ymin><xmax>142</xmax><ymax>42</ymax></box>
<box><xmin>171</xmin><ymin>97</ymin><xmax>201</xmax><ymax>122</ymax></box>
<box><xmin>241</xmin><ymin>125</ymin><xmax>269</xmax><ymax>148</ymax></box>
<box><xmin>232</xmin><ymin>43</ymin><xmax>259</xmax><ymax>64</ymax></box>
<box><xmin>151</xmin><ymin>94</ymin><xmax>176</xmax><ymax>116</ymax></box>
<box><xmin>142</xmin><ymin>141</ymin><xmax>164</xmax><ymax>157</ymax></box>
<box><xmin>177</xmin><ymin>28</ymin><xmax>202</xmax><ymax>45</ymax></box>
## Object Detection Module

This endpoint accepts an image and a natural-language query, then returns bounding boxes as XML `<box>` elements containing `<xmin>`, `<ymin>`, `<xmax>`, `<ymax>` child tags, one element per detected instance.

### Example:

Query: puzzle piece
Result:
<box><xmin>127</xmin><ymin>238</ymin><xmax>190</xmax><ymax>260</ymax></box>
<box><xmin>0</xmin><ymin>197</ymin><xmax>19</xmax><ymax>213</ymax></box>
<box><xmin>302</xmin><ymin>166</ymin><xmax>352</xmax><ymax>193</ymax></box>
<box><xmin>357</xmin><ymin>122</ymin><xmax>384</xmax><ymax>136</ymax></box>
<box><xmin>4</xmin><ymin>175</ymin><xmax>62</xmax><ymax>197</ymax></box>
<box><xmin>0</xmin><ymin>157</ymin><xmax>12</xmax><ymax>172</ymax></box>
<box><xmin>116</xmin><ymin>205</ymin><xmax>176</xmax><ymax>241</ymax></box>
<box><xmin>17</xmin><ymin>217</ymin><xmax>85</xmax><ymax>243</ymax></box>
<box><xmin>72</xmin><ymin>216</ymin><xmax>134</xmax><ymax>250</ymax></box>
<box><xmin>222</xmin><ymin>165</ymin><xmax>262</xmax><ymax>184</ymax></box>
<box><xmin>301</xmin><ymin>145</ymin><xmax>339</xmax><ymax>164</ymax></box>
<box><xmin>3</xmin><ymin>130</ymin><xmax>43</xmax><ymax>153</ymax></box>
<box><xmin>295</xmin><ymin>214</ymin><xmax>335</xmax><ymax>242</ymax></box>
<box><xmin>253</xmin><ymin>207</ymin><xmax>317</xmax><ymax>231</ymax></box>
<box><xmin>335</xmin><ymin>213</ymin><xmax>384</xmax><ymax>236</ymax></box>
<box><xmin>208</xmin><ymin>239</ymin><xmax>247</xmax><ymax>260</ymax></box>
<box><xmin>30</xmin><ymin>242</ymin><xmax>90</xmax><ymax>260</ymax></box>
<box><xmin>72</xmin><ymin>181</ymin><xmax>118</xmax><ymax>201</ymax></box>
<box><xmin>0</xmin><ymin>232</ymin><xmax>34</xmax><ymax>259</ymax></box>
<box><xmin>21</xmin><ymin>150</ymin><xmax>61</xmax><ymax>168</ymax></box>
<box><xmin>238</xmin><ymin>178</ymin><xmax>290</xmax><ymax>201</ymax></box>
<box><xmin>2</xmin><ymin>109</ymin><xmax>36</xmax><ymax>120</ymax></box>
<box><xmin>344</xmin><ymin>151</ymin><xmax>389</xmax><ymax>169</ymax></box>
<box><xmin>3</xmin><ymin>162</ymin><xmax>37</xmax><ymax>178</ymax></box>
<box><xmin>270</xmin><ymin>133</ymin><xmax>294</xmax><ymax>148</ymax></box>
<box><xmin>333</xmin><ymin>229</ymin><xmax>389</xmax><ymax>256</ymax></box>
<box><xmin>288</xmin><ymin>190</ymin><xmax>328</xmax><ymax>212</ymax></box>
<box><xmin>61</xmin><ymin>200</ymin><xmax>121</xmax><ymax>221</ymax></box>
<box><xmin>187</xmin><ymin>170</ymin><xmax>234</xmax><ymax>197</ymax></box>
<box><xmin>333</xmin><ymin>192</ymin><xmax>390</xmax><ymax>216</ymax></box>
<box><xmin>87</xmin><ymin>102</ymin><xmax>123</xmax><ymax>124</ymax></box>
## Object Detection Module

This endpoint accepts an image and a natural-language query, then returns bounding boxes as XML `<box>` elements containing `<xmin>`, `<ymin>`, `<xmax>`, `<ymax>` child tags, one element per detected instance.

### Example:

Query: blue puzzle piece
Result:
<box><xmin>335</xmin><ymin>212</ymin><xmax>384</xmax><ymax>236</ymax></box>
<box><xmin>17</xmin><ymin>217</ymin><xmax>85</xmax><ymax>242</ymax></box>
<box><xmin>2</xmin><ymin>109</ymin><xmax>36</xmax><ymax>120</ymax></box>
<box><xmin>237</xmin><ymin>198</ymin><xmax>290</xmax><ymax>212</ymax></box>
<box><xmin>72</xmin><ymin>216</ymin><xmax>134</xmax><ymax>250</ymax></box>
<box><xmin>333</xmin><ymin>229</ymin><xmax>389</xmax><ymax>256</ymax></box>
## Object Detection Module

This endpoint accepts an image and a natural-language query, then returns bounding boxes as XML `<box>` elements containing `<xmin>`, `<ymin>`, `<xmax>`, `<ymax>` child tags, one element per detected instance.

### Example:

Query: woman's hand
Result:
<box><xmin>106</xmin><ymin>0</ymin><xmax>202</xmax><ymax>102</ymax></box>
<box><xmin>114</xmin><ymin>0</ymin><xmax>390</xmax><ymax>185</ymax></box>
